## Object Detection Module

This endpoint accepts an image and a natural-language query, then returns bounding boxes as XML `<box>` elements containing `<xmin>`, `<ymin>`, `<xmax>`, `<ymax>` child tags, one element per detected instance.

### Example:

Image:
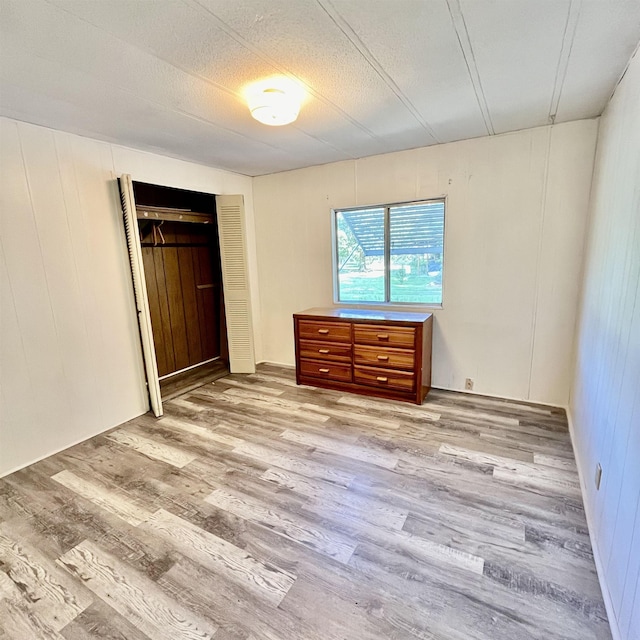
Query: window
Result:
<box><xmin>333</xmin><ymin>199</ymin><xmax>445</xmax><ymax>305</ymax></box>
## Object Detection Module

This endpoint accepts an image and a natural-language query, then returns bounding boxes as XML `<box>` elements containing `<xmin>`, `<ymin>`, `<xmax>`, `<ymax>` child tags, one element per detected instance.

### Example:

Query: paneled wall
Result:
<box><xmin>0</xmin><ymin>117</ymin><xmax>255</xmax><ymax>477</ymax></box>
<box><xmin>253</xmin><ymin>120</ymin><xmax>598</xmax><ymax>405</ymax></box>
<box><xmin>570</xmin><ymin>50</ymin><xmax>640</xmax><ymax>640</ymax></box>
<box><xmin>141</xmin><ymin>223</ymin><xmax>222</xmax><ymax>377</ymax></box>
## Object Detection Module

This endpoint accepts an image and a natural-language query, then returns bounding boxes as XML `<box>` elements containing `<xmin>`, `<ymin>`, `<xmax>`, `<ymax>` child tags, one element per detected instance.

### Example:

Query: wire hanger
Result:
<box><xmin>152</xmin><ymin>221</ymin><xmax>165</xmax><ymax>246</ymax></box>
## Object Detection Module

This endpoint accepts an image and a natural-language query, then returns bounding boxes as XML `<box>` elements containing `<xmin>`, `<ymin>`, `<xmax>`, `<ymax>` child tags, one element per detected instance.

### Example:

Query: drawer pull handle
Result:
<box><xmin>377</xmin><ymin>333</ymin><xmax>389</xmax><ymax>340</ymax></box>
<box><xmin>377</xmin><ymin>355</ymin><xmax>389</xmax><ymax>361</ymax></box>
<box><xmin>376</xmin><ymin>376</ymin><xmax>388</xmax><ymax>383</ymax></box>
<box><xmin>318</xmin><ymin>329</ymin><xmax>329</xmax><ymax>335</ymax></box>
<box><xmin>319</xmin><ymin>368</ymin><xmax>330</xmax><ymax>373</ymax></box>
<box><xmin>318</xmin><ymin>349</ymin><xmax>330</xmax><ymax>354</ymax></box>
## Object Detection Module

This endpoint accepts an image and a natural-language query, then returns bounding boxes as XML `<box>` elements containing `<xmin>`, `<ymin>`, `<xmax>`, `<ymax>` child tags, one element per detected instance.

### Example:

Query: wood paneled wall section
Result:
<box><xmin>0</xmin><ymin>116</ymin><xmax>254</xmax><ymax>477</ymax></box>
<box><xmin>0</xmin><ymin>119</ymin><xmax>149</xmax><ymax>476</ymax></box>
<box><xmin>141</xmin><ymin>223</ymin><xmax>221</xmax><ymax>377</ymax></box>
<box><xmin>570</xmin><ymin>50</ymin><xmax>640</xmax><ymax>640</ymax></box>
<box><xmin>252</xmin><ymin>119</ymin><xmax>598</xmax><ymax>405</ymax></box>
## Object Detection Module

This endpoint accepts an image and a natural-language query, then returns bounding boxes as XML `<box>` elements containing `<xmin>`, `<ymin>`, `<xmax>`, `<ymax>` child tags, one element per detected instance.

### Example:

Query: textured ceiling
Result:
<box><xmin>1</xmin><ymin>0</ymin><xmax>639</xmax><ymax>176</ymax></box>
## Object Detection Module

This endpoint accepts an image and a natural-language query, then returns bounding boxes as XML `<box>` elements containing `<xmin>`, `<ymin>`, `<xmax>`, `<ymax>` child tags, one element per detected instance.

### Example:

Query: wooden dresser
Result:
<box><xmin>293</xmin><ymin>307</ymin><xmax>433</xmax><ymax>404</ymax></box>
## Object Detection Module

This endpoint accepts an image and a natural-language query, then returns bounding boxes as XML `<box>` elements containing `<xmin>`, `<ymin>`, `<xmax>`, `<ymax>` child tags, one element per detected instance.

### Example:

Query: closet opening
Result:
<box><xmin>132</xmin><ymin>181</ymin><xmax>229</xmax><ymax>401</ymax></box>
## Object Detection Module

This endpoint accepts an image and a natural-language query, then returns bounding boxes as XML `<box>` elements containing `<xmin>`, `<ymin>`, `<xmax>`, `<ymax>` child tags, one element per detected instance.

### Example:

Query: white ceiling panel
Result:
<box><xmin>45</xmin><ymin>0</ymin><xmax>395</xmax><ymax>161</ymax></box>
<box><xmin>0</xmin><ymin>55</ymin><xmax>299</xmax><ymax>175</ymax></box>
<box><xmin>555</xmin><ymin>1</ymin><xmax>640</xmax><ymax>122</ymax></box>
<box><xmin>195</xmin><ymin>0</ymin><xmax>439</xmax><ymax>146</ymax></box>
<box><xmin>459</xmin><ymin>0</ymin><xmax>572</xmax><ymax>134</ymax></box>
<box><xmin>326</xmin><ymin>0</ymin><xmax>490</xmax><ymax>143</ymax></box>
<box><xmin>0</xmin><ymin>0</ymin><xmax>638</xmax><ymax>175</ymax></box>
<box><xmin>0</xmin><ymin>81</ymin><xmax>131</xmax><ymax>148</ymax></box>
<box><xmin>18</xmin><ymin>1</ymin><xmax>356</xmax><ymax>159</ymax></box>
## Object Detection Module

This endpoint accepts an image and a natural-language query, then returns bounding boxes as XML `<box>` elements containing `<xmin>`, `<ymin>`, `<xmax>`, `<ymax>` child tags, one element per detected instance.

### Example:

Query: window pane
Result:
<box><xmin>389</xmin><ymin>201</ymin><xmax>444</xmax><ymax>304</ymax></box>
<box><xmin>336</xmin><ymin>208</ymin><xmax>385</xmax><ymax>302</ymax></box>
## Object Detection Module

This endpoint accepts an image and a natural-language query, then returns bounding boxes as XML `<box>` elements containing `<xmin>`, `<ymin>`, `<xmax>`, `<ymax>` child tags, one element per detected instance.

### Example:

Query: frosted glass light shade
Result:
<box><xmin>245</xmin><ymin>77</ymin><xmax>304</xmax><ymax>126</ymax></box>
<box><xmin>249</xmin><ymin>88</ymin><xmax>299</xmax><ymax>126</ymax></box>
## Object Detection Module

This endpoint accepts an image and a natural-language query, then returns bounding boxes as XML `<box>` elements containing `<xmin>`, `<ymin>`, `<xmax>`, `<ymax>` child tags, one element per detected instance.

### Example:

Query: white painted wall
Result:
<box><xmin>0</xmin><ymin>117</ymin><xmax>256</xmax><ymax>477</ymax></box>
<box><xmin>253</xmin><ymin>120</ymin><xmax>598</xmax><ymax>405</ymax></box>
<box><xmin>569</xmin><ymin>49</ymin><xmax>640</xmax><ymax>640</ymax></box>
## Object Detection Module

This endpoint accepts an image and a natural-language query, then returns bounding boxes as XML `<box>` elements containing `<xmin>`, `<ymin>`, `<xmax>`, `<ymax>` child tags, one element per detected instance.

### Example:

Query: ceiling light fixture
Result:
<box><xmin>245</xmin><ymin>76</ymin><xmax>305</xmax><ymax>126</ymax></box>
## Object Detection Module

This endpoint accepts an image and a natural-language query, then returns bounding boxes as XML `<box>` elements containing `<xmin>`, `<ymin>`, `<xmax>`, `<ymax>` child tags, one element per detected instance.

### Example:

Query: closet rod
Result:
<box><xmin>136</xmin><ymin>204</ymin><xmax>214</xmax><ymax>224</ymax></box>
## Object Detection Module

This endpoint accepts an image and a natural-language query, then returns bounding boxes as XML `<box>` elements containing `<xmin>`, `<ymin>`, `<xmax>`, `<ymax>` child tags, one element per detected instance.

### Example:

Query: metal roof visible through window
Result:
<box><xmin>339</xmin><ymin>200</ymin><xmax>444</xmax><ymax>256</ymax></box>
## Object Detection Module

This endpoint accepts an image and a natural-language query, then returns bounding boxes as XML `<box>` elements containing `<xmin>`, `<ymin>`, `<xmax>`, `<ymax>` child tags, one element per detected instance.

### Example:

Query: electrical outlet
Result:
<box><xmin>595</xmin><ymin>463</ymin><xmax>603</xmax><ymax>490</ymax></box>
<box><xmin>465</xmin><ymin>378</ymin><xmax>474</xmax><ymax>391</ymax></box>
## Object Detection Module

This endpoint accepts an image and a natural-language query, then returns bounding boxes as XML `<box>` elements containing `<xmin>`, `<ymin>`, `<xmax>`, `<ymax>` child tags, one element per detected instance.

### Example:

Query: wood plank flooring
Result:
<box><xmin>159</xmin><ymin>360</ymin><xmax>229</xmax><ymax>402</ymax></box>
<box><xmin>0</xmin><ymin>364</ymin><xmax>611</xmax><ymax>639</ymax></box>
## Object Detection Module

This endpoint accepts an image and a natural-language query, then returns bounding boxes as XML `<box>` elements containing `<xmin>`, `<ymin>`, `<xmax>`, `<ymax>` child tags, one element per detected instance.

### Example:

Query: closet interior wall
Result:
<box><xmin>133</xmin><ymin>181</ymin><xmax>228</xmax><ymax>380</ymax></box>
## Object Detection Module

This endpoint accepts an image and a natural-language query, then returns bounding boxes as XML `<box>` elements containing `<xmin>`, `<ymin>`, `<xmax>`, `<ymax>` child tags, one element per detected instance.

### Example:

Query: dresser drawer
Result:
<box><xmin>298</xmin><ymin>320</ymin><xmax>351</xmax><ymax>343</ymax></box>
<box><xmin>354</xmin><ymin>345</ymin><xmax>415</xmax><ymax>370</ymax></box>
<box><xmin>299</xmin><ymin>340</ymin><xmax>351</xmax><ymax>363</ymax></box>
<box><xmin>354</xmin><ymin>365</ymin><xmax>415</xmax><ymax>392</ymax></box>
<box><xmin>353</xmin><ymin>324</ymin><xmax>415</xmax><ymax>348</ymax></box>
<box><xmin>300</xmin><ymin>359</ymin><xmax>352</xmax><ymax>382</ymax></box>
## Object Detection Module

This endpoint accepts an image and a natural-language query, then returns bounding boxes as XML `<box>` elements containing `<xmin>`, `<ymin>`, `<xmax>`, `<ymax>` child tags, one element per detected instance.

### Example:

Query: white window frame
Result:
<box><xmin>331</xmin><ymin>197</ymin><xmax>446</xmax><ymax>308</ymax></box>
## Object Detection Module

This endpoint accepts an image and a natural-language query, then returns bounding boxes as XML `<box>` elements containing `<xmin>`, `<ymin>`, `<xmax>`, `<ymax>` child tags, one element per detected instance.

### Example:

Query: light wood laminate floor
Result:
<box><xmin>0</xmin><ymin>364</ymin><xmax>610</xmax><ymax>639</ymax></box>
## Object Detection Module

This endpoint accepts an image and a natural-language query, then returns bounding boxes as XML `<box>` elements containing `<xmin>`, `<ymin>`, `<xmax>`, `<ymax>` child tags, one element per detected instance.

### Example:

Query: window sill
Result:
<box><xmin>333</xmin><ymin>301</ymin><xmax>443</xmax><ymax>311</ymax></box>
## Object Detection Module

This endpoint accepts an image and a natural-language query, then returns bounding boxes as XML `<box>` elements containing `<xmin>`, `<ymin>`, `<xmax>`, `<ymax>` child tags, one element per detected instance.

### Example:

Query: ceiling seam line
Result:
<box><xmin>7</xmin><ymin>48</ymin><xmax>300</xmax><ymax>158</ymax></box>
<box><xmin>316</xmin><ymin>0</ymin><xmax>441</xmax><ymax>143</ymax></box>
<box><xmin>606</xmin><ymin>39</ymin><xmax>640</xmax><ymax>105</ymax></box>
<box><xmin>445</xmin><ymin>0</ymin><xmax>494</xmax><ymax>135</ymax></box>
<box><xmin>458</xmin><ymin>10</ymin><xmax>494</xmax><ymax>135</ymax></box>
<box><xmin>285</xmin><ymin>130</ymin><xmax>359</xmax><ymax>160</ymax></box>
<box><xmin>39</xmin><ymin>0</ymin><xmax>363</xmax><ymax>159</ymax></box>
<box><xmin>0</xmin><ymin>79</ymin><xmax>288</xmax><ymax>176</ymax></box>
<box><xmin>33</xmin><ymin>4</ymin><xmax>238</xmax><ymax>103</ymax></box>
<box><xmin>548</xmin><ymin>0</ymin><xmax>582</xmax><ymax>124</ymax></box>
<box><xmin>37</xmin><ymin>0</ymin><xmax>308</xmax><ymax>154</ymax></box>
<box><xmin>10</xmin><ymin>112</ymin><xmax>260</xmax><ymax>176</ymax></box>
<box><xmin>185</xmin><ymin>0</ymin><xmax>387</xmax><ymax>143</ymax></box>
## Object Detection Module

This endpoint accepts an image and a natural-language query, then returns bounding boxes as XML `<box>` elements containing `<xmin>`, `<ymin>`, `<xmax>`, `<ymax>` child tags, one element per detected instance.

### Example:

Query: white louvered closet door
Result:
<box><xmin>215</xmin><ymin>195</ymin><xmax>256</xmax><ymax>373</ymax></box>
<box><xmin>118</xmin><ymin>174</ymin><xmax>163</xmax><ymax>417</ymax></box>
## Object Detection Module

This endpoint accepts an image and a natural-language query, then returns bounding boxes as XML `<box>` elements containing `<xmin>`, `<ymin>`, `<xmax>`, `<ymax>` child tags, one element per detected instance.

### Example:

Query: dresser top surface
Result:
<box><xmin>294</xmin><ymin>307</ymin><xmax>433</xmax><ymax>323</ymax></box>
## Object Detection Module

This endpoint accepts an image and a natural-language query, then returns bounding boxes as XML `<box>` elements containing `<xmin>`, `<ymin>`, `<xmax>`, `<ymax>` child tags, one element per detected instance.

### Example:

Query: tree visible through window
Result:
<box><xmin>334</xmin><ymin>199</ymin><xmax>445</xmax><ymax>304</ymax></box>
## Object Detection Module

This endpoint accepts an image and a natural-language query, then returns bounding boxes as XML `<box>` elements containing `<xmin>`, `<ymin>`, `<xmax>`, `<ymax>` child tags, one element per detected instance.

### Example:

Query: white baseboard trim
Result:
<box><xmin>255</xmin><ymin>362</ymin><xmax>565</xmax><ymax>408</ymax></box>
<box><xmin>566</xmin><ymin>409</ymin><xmax>622</xmax><ymax>640</ymax></box>
<box><xmin>430</xmin><ymin>386</ymin><xmax>565</xmax><ymax>409</ymax></box>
